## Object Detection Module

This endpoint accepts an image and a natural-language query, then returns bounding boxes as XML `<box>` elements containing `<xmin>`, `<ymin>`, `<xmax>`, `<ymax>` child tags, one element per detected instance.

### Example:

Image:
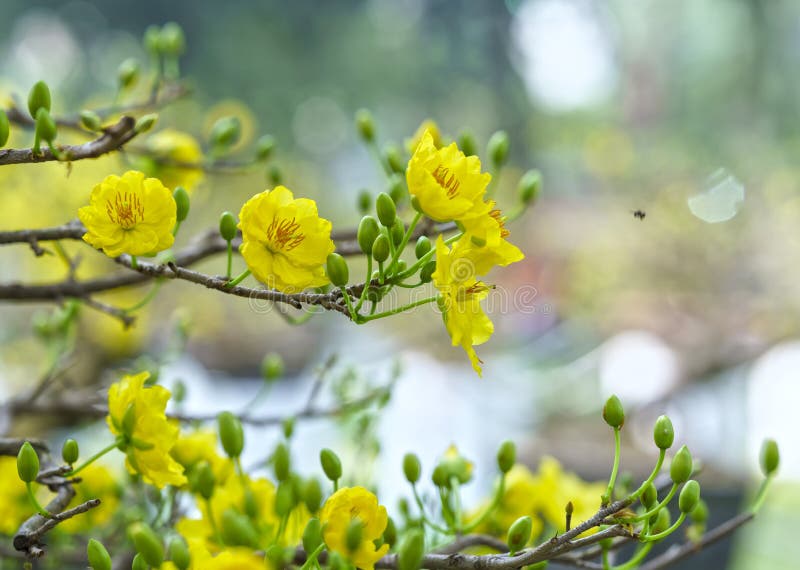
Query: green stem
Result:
<box><xmin>612</xmin><ymin>542</ymin><xmax>654</xmax><ymax>569</ymax></box>
<box><xmin>602</xmin><ymin>545</ymin><xmax>611</xmax><ymax>570</ymax></box>
<box><xmin>377</xmin><ymin>260</ymin><xmax>385</xmax><ymax>285</ymax></box>
<box><xmin>630</xmin><ymin>450</ymin><xmax>666</xmax><ymax>501</ymax></box>
<box><xmin>225</xmin><ymin>269</ymin><xmax>251</xmax><ymax>288</ymax></box>
<box><xmin>396</xmin><ymin>231</ymin><xmax>462</xmax><ymax>281</ymax></box>
<box><xmin>123</xmin><ymin>279</ymin><xmax>164</xmax><ymax>313</ymax></box>
<box><xmin>625</xmin><ymin>484</ymin><xmax>678</xmax><ymax>523</ymax></box>
<box><xmin>333</xmin><ymin>479</ymin><xmax>339</xmax><ymax>493</ymax></box>
<box><xmin>411</xmin><ymin>485</ymin><xmax>449</xmax><ymax>534</ymax></box>
<box><xmin>66</xmin><ymin>440</ymin><xmax>120</xmax><ymax>477</ymax></box>
<box><xmin>206</xmin><ymin>498</ymin><xmax>224</xmax><ymax>546</ymax></box>
<box><xmin>226</xmin><ymin>240</ymin><xmax>233</xmax><ymax>279</ymax></box>
<box><xmin>358</xmin><ymin>296</ymin><xmax>437</xmax><ymax>323</ymax></box>
<box><xmin>387</xmin><ymin>211</ymin><xmax>422</xmax><ymax>275</ymax></box>
<box><xmin>368</xmin><ymin>140</ymin><xmax>392</xmax><ymax>177</ymax></box>
<box><xmin>53</xmin><ymin>241</ymin><xmax>71</xmax><ymax>269</ymax></box>
<box><xmin>26</xmin><ymin>482</ymin><xmax>50</xmax><ymax>517</ymax></box>
<box><xmin>751</xmin><ymin>475</ymin><xmax>773</xmax><ymax>513</ymax></box>
<box><xmin>355</xmin><ymin>256</ymin><xmax>373</xmax><ymax>312</ymax></box>
<box><xmin>130</xmin><ymin>255</ymin><xmax>138</xmax><ymax>269</ymax></box>
<box><xmin>172</xmin><ymin>220</ymin><xmax>182</xmax><ymax>237</ymax></box>
<box><xmin>603</xmin><ymin>427</ymin><xmax>621</xmax><ymax>505</ymax></box>
<box><xmin>300</xmin><ymin>543</ymin><xmax>326</xmax><ymax>570</ymax></box>
<box><xmin>450</xmin><ymin>477</ymin><xmax>463</xmax><ymax>534</ymax></box>
<box><xmin>641</xmin><ymin>513</ymin><xmax>687</xmax><ymax>542</ymax></box>
<box><xmin>462</xmin><ymin>475</ymin><xmax>506</xmax><ymax>533</ymax></box>
<box><xmin>340</xmin><ymin>287</ymin><xmax>360</xmax><ymax>322</ymax></box>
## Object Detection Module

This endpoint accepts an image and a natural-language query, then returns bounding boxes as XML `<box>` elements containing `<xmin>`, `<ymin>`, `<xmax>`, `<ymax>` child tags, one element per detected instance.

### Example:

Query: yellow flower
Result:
<box><xmin>0</xmin><ymin>456</ymin><xmax>36</xmax><ymax>535</ymax></box>
<box><xmin>79</xmin><ymin>170</ymin><xmax>177</xmax><ymax>258</ymax></box>
<box><xmin>319</xmin><ymin>486</ymin><xmax>389</xmax><ymax>570</ymax></box>
<box><xmin>406</xmin><ymin>131</ymin><xmax>491</xmax><ymax>222</ymax></box>
<box><xmin>107</xmin><ymin>371</ymin><xmax>187</xmax><ymax>489</ymax></box>
<box><xmin>145</xmin><ymin>129</ymin><xmax>204</xmax><ymax>191</ymax></box>
<box><xmin>238</xmin><ymin>186</ymin><xmax>335</xmax><ymax>293</ymax></box>
<box><xmin>171</xmin><ymin>429</ymin><xmax>234</xmax><ymax>485</ymax></box>
<box><xmin>432</xmin><ymin>237</ymin><xmax>495</xmax><ymax>376</ymax></box>
<box><xmin>162</xmin><ymin>541</ymin><xmax>265</xmax><ymax>570</ymax></box>
<box><xmin>60</xmin><ymin>464</ymin><xmax>121</xmax><ymax>533</ymax></box>
<box><xmin>406</xmin><ymin>119</ymin><xmax>443</xmax><ymax>154</ymax></box>
<box><xmin>459</xmin><ymin>206</ymin><xmax>524</xmax><ymax>275</ymax></box>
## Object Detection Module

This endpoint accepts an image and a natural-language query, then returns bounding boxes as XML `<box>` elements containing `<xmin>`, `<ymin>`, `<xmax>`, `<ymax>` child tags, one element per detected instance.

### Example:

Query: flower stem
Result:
<box><xmin>130</xmin><ymin>255</ymin><xmax>138</xmax><ymax>269</ymax></box>
<box><xmin>623</xmin><ymin>484</ymin><xmax>678</xmax><ymax>523</ymax></box>
<box><xmin>340</xmin><ymin>287</ymin><xmax>359</xmax><ymax>322</ymax></box>
<box><xmin>358</xmin><ymin>296</ymin><xmax>437</xmax><ymax>323</ymax></box>
<box><xmin>612</xmin><ymin>542</ymin><xmax>654</xmax><ymax>569</ymax></box>
<box><xmin>751</xmin><ymin>475</ymin><xmax>774</xmax><ymax>513</ymax></box>
<box><xmin>300</xmin><ymin>543</ymin><xmax>326</xmax><ymax>570</ymax></box>
<box><xmin>355</xmin><ymin>256</ymin><xmax>373</xmax><ymax>313</ymax></box>
<box><xmin>172</xmin><ymin>220</ymin><xmax>182</xmax><ymax>237</ymax></box>
<box><xmin>225</xmin><ymin>269</ymin><xmax>251</xmax><ymax>288</ymax></box>
<box><xmin>66</xmin><ymin>440</ymin><xmax>121</xmax><ymax>477</ymax></box>
<box><xmin>206</xmin><ymin>498</ymin><xmax>224</xmax><ymax>546</ymax></box>
<box><xmin>123</xmin><ymin>279</ymin><xmax>164</xmax><ymax>313</ymax></box>
<box><xmin>226</xmin><ymin>240</ymin><xmax>233</xmax><ymax>279</ymax></box>
<box><xmin>641</xmin><ymin>513</ymin><xmax>687</xmax><ymax>542</ymax></box>
<box><xmin>462</xmin><ymin>474</ymin><xmax>506</xmax><ymax>533</ymax></box>
<box><xmin>387</xmin><ymin>211</ymin><xmax>422</xmax><ymax>275</ymax></box>
<box><xmin>629</xmin><ymin>449</ymin><xmax>665</xmax><ymax>501</ymax></box>
<box><xmin>603</xmin><ymin>427</ymin><xmax>621</xmax><ymax>505</ymax></box>
<box><xmin>396</xmin><ymin>231</ymin><xmax>462</xmax><ymax>281</ymax></box>
<box><xmin>26</xmin><ymin>482</ymin><xmax>50</xmax><ymax>517</ymax></box>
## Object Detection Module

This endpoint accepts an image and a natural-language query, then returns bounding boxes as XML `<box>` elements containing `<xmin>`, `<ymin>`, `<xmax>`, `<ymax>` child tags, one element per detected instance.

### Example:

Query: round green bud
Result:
<box><xmin>261</xmin><ymin>352</ymin><xmax>285</xmax><ymax>381</ymax></box>
<box><xmin>507</xmin><ymin>516</ymin><xmax>532</xmax><ymax>555</ymax></box>
<box><xmin>28</xmin><ymin>80</ymin><xmax>51</xmax><ymax>119</ymax></box>
<box><xmin>0</xmin><ymin>110</ymin><xmax>10</xmax><ymax>147</ymax></box>
<box><xmin>602</xmin><ymin>395</ymin><xmax>625</xmax><ymax>429</ymax></box>
<box><xmin>117</xmin><ymin>58</ymin><xmax>140</xmax><ymax>90</ymax></box>
<box><xmin>691</xmin><ymin>499</ymin><xmax>709</xmax><ymax>524</ymax></box>
<box><xmin>326</xmin><ymin>253</ymin><xmax>349</xmax><ymax>287</ymax></box>
<box><xmin>210</xmin><ymin>116</ymin><xmax>241</xmax><ymax>149</ymax></box>
<box><xmin>273</xmin><ymin>443</ymin><xmax>291</xmax><ymax>482</ymax></box>
<box><xmin>345</xmin><ymin>518</ymin><xmax>363</xmax><ymax>552</ymax></box>
<box><xmin>384</xmin><ymin>143</ymin><xmax>404</xmax><ymax>174</ymax></box>
<box><xmin>375</xmin><ymin>192</ymin><xmax>397</xmax><ymax>227</ymax></box>
<box><xmin>173</xmin><ymin>187</ymin><xmax>190</xmax><ymax>222</ymax></box>
<box><xmin>357</xmin><ymin>190</ymin><xmax>372</xmax><ymax>214</ymax></box>
<box><xmin>383</xmin><ymin>516</ymin><xmax>397</xmax><ymax>547</ymax></box>
<box><xmin>168</xmin><ymin>537</ymin><xmax>190</xmax><ymax>570</ymax></box>
<box><xmin>388</xmin><ymin>173</ymin><xmax>406</xmax><ymax>204</ymax></box>
<box><xmin>135</xmin><ymin>113</ymin><xmax>158</xmax><ymax>134</ymax></box>
<box><xmin>415</xmin><ymin>236</ymin><xmax>431</xmax><ymax>259</ymax></box>
<box><xmin>17</xmin><ymin>441</ymin><xmax>39</xmax><ymax>483</ymax></box>
<box><xmin>274</xmin><ymin>480</ymin><xmax>296</xmax><ymax>517</ymax></box>
<box><xmin>221</xmin><ymin>508</ymin><xmax>260</xmax><ymax>548</ymax></box>
<box><xmin>143</xmin><ymin>25</ymin><xmax>161</xmax><ymax>54</ymax></box>
<box><xmin>255</xmin><ymin>135</ymin><xmax>275</xmax><ymax>161</ymax></box>
<box><xmin>320</xmin><ymin>448</ymin><xmax>342</xmax><ymax>482</ymax></box>
<box><xmin>458</xmin><ymin>129</ymin><xmax>477</xmax><ymax>157</ymax></box>
<box><xmin>129</xmin><ymin>522</ymin><xmax>164</xmax><ymax>567</ymax></box>
<box><xmin>651</xmin><ymin>508</ymin><xmax>671</xmax><ymax>534</ymax></box>
<box><xmin>159</xmin><ymin>22</ymin><xmax>186</xmax><ymax>56</ymax></box>
<box><xmin>355</xmin><ymin>109</ymin><xmax>375</xmax><ymax>142</ymax></box>
<box><xmin>194</xmin><ymin>460</ymin><xmax>216</xmax><ymax>500</ymax></box>
<box><xmin>641</xmin><ymin>482</ymin><xmax>658</xmax><ymax>510</ymax></box>
<box><xmin>266</xmin><ymin>545</ymin><xmax>291</xmax><ymax>566</ymax></box>
<box><xmin>431</xmin><ymin>464</ymin><xmax>448</xmax><ymax>488</ymax></box>
<box><xmin>372</xmin><ymin>234</ymin><xmax>390</xmax><ymax>263</ymax></box>
<box><xmin>420</xmin><ymin>260</ymin><xmax>436</xmax><ymax>283</ymax></box>
<box><xmin>87</xmin><ymin>538</ymin><xmax>112</xmax><ymax>570</ymax></box>
<box><xmin>268</xmin><ymin>165</ymin><xmax>283</xmax><ymax>185</ymax></box>
<box><xmin>760</xmin><ymin>438</ymin><xmax>780</xmax><ymax>477</ymax></box>
<box><xmin>488</xmin><ymin>130</ymin><xmax>510</xmax><ymax>167</ymax></box>
<box><xmin>403</xmin><ymin>453</ymin><xmax>421</xmax><ymax>484</ymax></box>
<box><xmin>217</xmin><ymin>411</ymin><xmax>244</xmax><ymax>458</ymax></box>
<box><xmin>670</xmin><ymin>445</ymin><xmax>693</xmax><ymax>484</ymax></box>
<box><xmin>518</xmin><ymin>170</ymin><xmax>542</xmax><ymax>204</ymax></box>
<box><xmin>396</xmin><ymin>260</ymin><xmax>407</xmax><ymax>273</ymax></box>
<box><xmin>282</xmin><ymin>417</ymin><xmax>295</xmax><ymax>439</ymax></box>
<box><xmin>79</xmin><ymin>110</ymin><xmax>102</xmax><ymax>132</ymax></box>
<box><xmin>497</xmin><ymin>440</ymin><xmax>516</xmax><ymax>474</ymax></box>
<box><xmin>653</xmin><ymin>415</ymin><xmax>674</xmax><ymax>450</ymax></box>
<box><xmin>131</xmin><ymin>554</ymin><xmax>147</xmax><ymax>570</ymax></box>
<box><xmin>35</xmin><ymin>108</ymin><xmax>57</xmax><ymax>143</ymax></box>
<box><xmin>679</xmin><ymin>480</ymin><xmax>701</xmax><ymax>514</ymax></box>
<box><xmin>391</xmin><ymin>219</ymin><xmax>405</xmax><ymax>246</ymax></box>
<box><xmin>302</xmin><ymin>517</ymin><xmax>323</xmax><ymax>553</ymax></box>
<box><xmin>397</xmin><ymin>528</ymin><xmax>425</xmax><ymax>570</ymax></box>
<box><xmin>357</xmin><ymin>216</ymin><xmax>380</xmax><ymax>255</ymax></box>
<box><xmin>62</xmin><ymin>438</ymin><xmax>79</xmax><ymax>465</ymax></box>
<box><xmin>219</xmin><ymin>211</ymin><xmax>238</xmax><ymax>242</ymax></box>
<box><xmin>301</xmin><ymin>477</ymin><xmax>323</xmax><ymax>513</ymax></box>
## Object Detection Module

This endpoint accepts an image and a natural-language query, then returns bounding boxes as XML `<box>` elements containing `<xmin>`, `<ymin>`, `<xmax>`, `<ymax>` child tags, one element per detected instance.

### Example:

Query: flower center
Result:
<box><xmin>490</xmin><ymin>209</ymin><xmax>510</xmax><ymax>238</ymax></box>
<box><xmin>106</xmin><ymin>192</ymin><xmax>144</xmax><ymax>229</ymax></box>
<box><xmin>456</xmin><ymin>282</ymin><xmax>490</xmax><ymax>303</ymax></box>
<box><xmin>431</xmin><ymin>164</ymin><xmax>460</xmax><ymax>199</ymax></box>
<box><xmin>266</xmin><ymin>216</ymin><xmax>305</xmax><ymax>251</ymax></box>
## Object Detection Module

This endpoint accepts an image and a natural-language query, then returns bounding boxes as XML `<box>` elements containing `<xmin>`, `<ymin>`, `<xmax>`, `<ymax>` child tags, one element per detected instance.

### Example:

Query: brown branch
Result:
<box><xmin>13</xmin><ymin>498</ymin><xmax>101</xmax><ymax>556</ymax></box>
<box><xmin>0</xmin><ymin>116</ymin><xmax>138</xmax><ymax>166</ymax></box>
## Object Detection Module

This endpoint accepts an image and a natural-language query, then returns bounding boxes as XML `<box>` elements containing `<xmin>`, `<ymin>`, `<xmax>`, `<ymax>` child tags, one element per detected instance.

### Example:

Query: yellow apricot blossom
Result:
<box><xmin>406</xmin><ymin>130</ymin><xmax>491</xmax><ymax>222</ymax></box>
<box><xmin>171</xmin><ymin>429</ymin><xmax>234</xmax><ymax>484</ymax></box>
<box><xmin>459</xmin><ymin>205</ymin><xmax>524</xmax><ymax>275</ymax></box>
<box><xmin>238</xmin><ymin>186</ymin><xmax>335</xmax><ymax>293</ymax></box>
<box><xmin>79</xmin><ymin>170</ymin><xmax>176</xmax><ymax>257</ymax></box>
<box><xmin>145</xmin><ymin>129</ymin><xmax>204</xmax><ymax>191</ymax></box>
<box><xmin>107</xmin><ymin>371</ymin><xmax>187</xmax><ymax>489</ymax></box>
<box><xmin>319</xmin><ymin>486</ymin><xmax>389</xmax><ymax>570</ymax></box>
<box><xmin>432</xmin><ymin>236</ymin><xmax>495</xmax><ymax>376</ymax></box>
<box><xmin>406</xmin><ymin>118</ymin><xmax>443</xmax><ymax>153</ymax></box>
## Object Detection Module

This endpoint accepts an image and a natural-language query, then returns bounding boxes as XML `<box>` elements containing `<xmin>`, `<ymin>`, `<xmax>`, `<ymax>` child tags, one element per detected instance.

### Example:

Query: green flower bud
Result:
<box><xmin>173</xmin><ymin>380</ymin><xmax>187</xmax><ymax>404</ymax></box>
<box><xmin>261</xmin><ymin>352</ymin><xmax>285</xmax><ymax>381</ymax></box>
<box><xmin>28</xmin><ymin>80</ymin><xmax>51</xmax><ymax>119</ymax></box>
<box><xmin>87</xmin><ymin>538</ymin><xmax>112</xmax><ymax>570</ymax></box>
<box><xmin>62</xmin><ymin>438</ymin><xmax>79</xmax><ymax>465</ymax></box>
<box><xmin>388</xmin><ymin>173</ymin><xmax>406</xmax><ymax>205</ymax></box>
<box><xmin>266</xmin><ymin>545</ymin><xmax>291</xmax><ymax>566</ymax></box>
<box><xmin>651</xmin><ymin>508</ymin><xmax>671</xmax><ymax>534</ymax></box>
<box><xmin>376</xmin><ymin>192</ymin><xmax>397</xmax><ymax>227</ymax></box>
<box><xmin>320</xmin><ymin>448</ymin><xmax>342</xmax><ymax>482</ymax></box>
<box><xmin>357</xmin><ymin>190</ymin><xmax>372</xmax><ymax>214</ymax></box>
<box><xmin>431</xmin><ymin>464</ymin><xmax>448</xmax><ymax>487</ymax></box>
<box><xmin>383</xmin><ymin>516</ymin><xmax>397</xmax><ymax>547</ymax></box>
<box><xmin>143</xmin><ymin>25</ymin><xmax>161</xmax><ymax>54</ymax></box>
<box><xmin>497</xmin><ymin>440</ymin><xmax>516</xmax><ymax>474</ymax></box>
<box><xmin>159</xmin><ymin>22</ymin><xmax>186</xmax><ymax>56</ymax></box>
<box><xmin>217</xmin><ymin>411</ymin><xmax>244</xmax><ymax>458</ymax></box>
<box><xmin>355</xmin><ymin>109</ymin><xmax>375</xmax><ymax>142</ymax></box>
<box><xmin>507</xmin><ymin>516</ymin><xmax>532</xmax><ymax>555</ymax></box>
<box><xmin>653</xmin><ymin>415</ymin><xmax>674</xmax><ymax>450</ymax></box>
<box><xmin>78</xmin><ymin>110</ymin><xmax>102</xmax><ymax>132</ymax></box>
<box><xmin>35</xmin><ymin>108</ymin><xmax>57</xmax><ymax>143</ymax></box>
<box><xmin>282</xmin><ymin>417</ymin><xmax>295</xmax><ymax>439</ymax></box>
<box><xmin>372</xmin><ymin>234</ymin><xmax>390</xmax><ymax>263</ymax></box>
<box><xmin>670</xmin><ymin>445</ymin><xmax>693</xmax><ymax>484</ymax></box>
<box><xmin>169</xmin><ymin>537</ymin><xmax>190</xmax><ymax>570</ymax></box>
<box><xmin>301</xmin><ymin>477</ymin><xmax>323</xmax><ymax>513</ymax></box>
<box><xmin>518</xmin><ymin>170</ymin><xmax>542</xmax><ymax>204</ymax></box>
<box><xmin>357</xmin><ymin>216</ymin><xmax>380</xmax><ymax>255</ymax></box>
<box><xmin>397</xmin><ymin>528</ymin><xmax>425</xmax><ymax>570</ymax></box>
<box><xmin>17</xmin><ymin>442</ymin><xmax>39</xmax><ymax>483</ymax></box>
<box><xmin>210</xmin><ymin>116</ymin><xmax>241</xmax><ymax>149</ymax></box>
<box><xmin>273</xmin><ymin>443</ymin><xmax>291</xmax><ymax>482</ymax></box>
<box><xmin>255</xmin><ymin>135</ymin><xmax>275</xmax><ymax>161</ymax></box>
<box><xmin>403</xmin><ymin>453</ymin><xmax>421</xmax><ymax>484</ymax></box>
<box><xmin>193</xmin><ymin>460</ymin><xmax>215</xmax><ymax>500</ymax></box>
<box><xmin>274</xmin><ymin>480</ymin><xmax>296</xmax><ymax>517</ymax></box>
<box><xmin>221</xmin><ymin>507</ymin><xmax>260</xmax><ymax>548</ymax></box>
<box><xmin>303</xmin><ymin>517</ymin><xmax>323</xmax><ymax>553</ymax></box>
<box><xmin>641</xmin><ymin>482</ymin><xmax>658</xmax><ymax>510</ymax></box>
<box><xmin>173</xmin><ymin>187</ymin><xmax>190</xmax><ymax>222</ymax></box>
<box><xmin>219</xmin><ymin>211</ymin><xmax>237</xmax><ymax>242</ymax></box>
<box><xmin>690</xmin><ymin>499</ymin><xmax>709</xmax><ymax>524</ymax></box>
<box><xmin>384</xmin><ymin>143</ymin><xmax>404</xmax><ymax>174</ymax></box>
<box><xmin>391</xmin><ymin>219</ymin><xmax>405</xmax><ymax>246</ymax></box>
<box><xmin>135</xmin><ymin>113</ymin><xmax>158</xmax><ymax>133</ymax></box>
<box><xmin>326</xmin><ymin>253</ymin><xmax>349</xmax><ymax>287</ymax></box>
<box><xmin>679</xmin><ymin>480</ymin><xmax>701</xmax><ymax>514</ymax></box>
<box><xmin>488</xmin><ymin>130</ymin><xmax>509</xmax><ymax>167</ymax></box>
<box><xmin>346</xmin><ymin>519</ymin><xmax>363</xmax><ymax>552</ymax></box>
<box><xmin>414</xmin><ymin>236</ymin><xmax>432</xmax><ymax>259</ymax></box>
<box><xmin>131</xmin><ymin>553</ymin><xmax>147</xmax><ymax>570</ymax></box>
<box><xmin>602</xmin><ymin>395</ymin><xmax>625</xmax><ymax>429</ymax></box>
<box><xmin>117</xmin><ymin>58</ymin><xmax>140</xmax><ymax>90</ymax></box>
<box><xmin>760</xmin><ymin>438</ymin><xmax>780</xmax><ymax>477</ymax></box>
<box><xmin>269</xmin><ymin>165</ymin><xmax>283</xmax><ymax>185</ymax></box>
<box><xmin>129</xmin><ymin>522</ymin><xmax>164</xmax><ymax>567</ymax></box>
<box><xmin>0</xmin><ymin>110</ymin><xmax>10</xmax><ymax>147</ymax></box>
<box><xmin>458</xmin><ymin>129</ymin><xmax>477</xmax><ymax>157</ymax></box>
<box><xmin>420</xmin><ymin>260</ymin><xmax>436</xmax><ymax>283</ymax></box>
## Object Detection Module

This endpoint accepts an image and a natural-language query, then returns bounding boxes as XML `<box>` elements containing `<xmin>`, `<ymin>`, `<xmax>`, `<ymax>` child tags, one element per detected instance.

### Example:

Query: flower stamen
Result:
<box><xmin>266</xmin><ymin>216</ymin><xmax>305</xmax><ymax>251</ymax></box>
<box><xmin>106</xmin><ymin>192</ymin><xmax>144</xmax><ymax>229</ymax></box>
<box><xmin>432</xmin><ymin>164</ymin><xmax>461</xmax><ymax>199</ymax></box>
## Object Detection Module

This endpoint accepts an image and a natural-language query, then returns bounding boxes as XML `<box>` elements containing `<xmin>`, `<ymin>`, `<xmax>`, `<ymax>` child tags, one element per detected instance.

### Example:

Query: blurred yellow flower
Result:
<box><xmin>459</xmin><ymin>206</ymin><xmax>524</xmax><ymax>275</ymax></box>
<box><xmin>0</xmin><ymin>456</ymin><xmax>38</xmax><ymax>535</ymax></box>
<box><xmin>171</xmin><ymin>430</ymin><xmax>234</xmax><ymax>484</ymax></box>
<box><xmin>238</xmin><ymin>186</ymin><xmax>335</xmax><ymax>293</ymax></box>
<box><xmin>406</xmin><ymin>119</ymin><xmax>443</xmax><ymax>153</ymax></box>
<box><xmin>319</xmin><ymin>486</ymin><xmax>389</xmax><ymax>570</ymax></box>
<box><xmin>432</xmin><ymin>237</ymin><xmax>494</xmax><ymax>376</ymax></box>
<box><xmin>106</xmin><ymin>371</ymin><xmax>187</xmax><ymax>488</ymax></box>
<box><xmin>79</xmin><ymin>170</ymin><xmax>177</xmax><ymax>258</ymax></box>
<box><xmin>406</xmin><ymin>131</ymin><xmax>491</xmax><ymax>222</ymax></box>
<box><xmin>145</xmin><ymin>129</ymin><xmax>204</xmax><ymax>191</ymax></box>
<box><xmin>60</xmin><ymin>464</ymin><xmax>121</xmax><ymax>533</ymax></box>
<box><xmin>162</xmin><ymin>541</ymin><xmax>264</xmax><ymax>570</ymax></box>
